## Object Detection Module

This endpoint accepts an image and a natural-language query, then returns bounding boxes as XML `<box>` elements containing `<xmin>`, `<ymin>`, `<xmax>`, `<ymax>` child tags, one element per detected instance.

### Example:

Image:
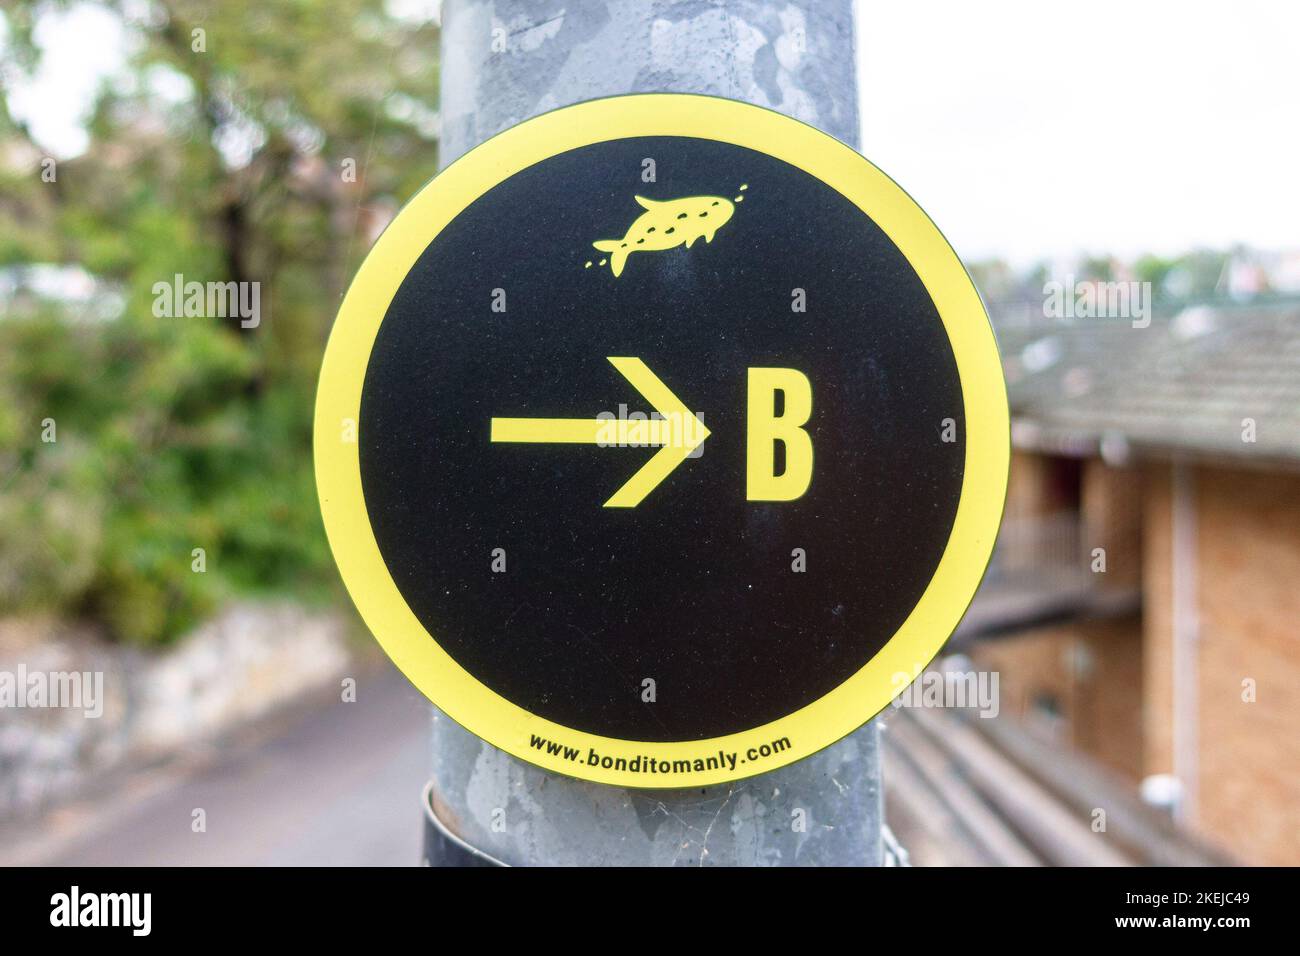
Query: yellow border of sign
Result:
<box><xmin>315</xmin><ymin>94</ymin><xmax>1009</xmax><ymax>788</ymax></box>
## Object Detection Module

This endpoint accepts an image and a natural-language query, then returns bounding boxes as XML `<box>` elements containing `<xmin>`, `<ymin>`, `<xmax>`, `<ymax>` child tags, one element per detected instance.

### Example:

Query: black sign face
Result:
<box><xmin>316</xmin><ymin>95</ymin><xmax>1008</xmax><ymax>787</ymax></box>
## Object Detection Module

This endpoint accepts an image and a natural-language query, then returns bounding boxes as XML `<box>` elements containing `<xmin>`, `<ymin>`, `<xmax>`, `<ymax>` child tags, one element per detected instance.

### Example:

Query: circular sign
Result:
<box><xmin>315</xmin><ymin>94</ymin><xmax>1008</xmax><ymax>787</ymax></box>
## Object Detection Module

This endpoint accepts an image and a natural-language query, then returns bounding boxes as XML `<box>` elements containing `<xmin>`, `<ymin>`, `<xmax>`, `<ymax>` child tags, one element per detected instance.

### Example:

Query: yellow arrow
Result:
<box><xmin>490</xmin><ymin>356</ymin><xmax>710</xmax><ymax>508</ymax></box>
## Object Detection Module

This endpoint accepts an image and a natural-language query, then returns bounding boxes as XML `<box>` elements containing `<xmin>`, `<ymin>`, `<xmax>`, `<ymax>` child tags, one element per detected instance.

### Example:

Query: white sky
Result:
<box><xmin>2</xmin><ymin>4</ymin><xmax>128</xmax><ymax>158</ymax></box>
<box><xmin>856</xmin><ymin>0</ymin><xmax>1300</xmax><ymax>263</ymax></box>
<box><xmin>4</xmin><ymin>1</ymin><xmax>1298</xmax><ymax>264</ymax></box>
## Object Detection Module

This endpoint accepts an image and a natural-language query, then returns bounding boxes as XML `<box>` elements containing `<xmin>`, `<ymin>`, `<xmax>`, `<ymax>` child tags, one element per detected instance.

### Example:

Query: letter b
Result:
<box><xmin>746</xmin><ymin>368</ymin><xmax>813</xmax><ymax>500</ymax></box>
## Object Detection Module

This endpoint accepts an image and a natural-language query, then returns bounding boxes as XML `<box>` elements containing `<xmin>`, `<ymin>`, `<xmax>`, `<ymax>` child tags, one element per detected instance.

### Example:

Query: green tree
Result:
<box><xmin>0</xmin><ymin>1</ymin><xmax>439</xmax><ymax>642</ymax></box>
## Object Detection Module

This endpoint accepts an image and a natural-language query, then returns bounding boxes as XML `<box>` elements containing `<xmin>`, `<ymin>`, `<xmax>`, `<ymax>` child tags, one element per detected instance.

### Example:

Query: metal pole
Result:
<box><xmin>428</xmin><ymin>0</ymin><xmax>879</xmax><ymax>866</ymax></box>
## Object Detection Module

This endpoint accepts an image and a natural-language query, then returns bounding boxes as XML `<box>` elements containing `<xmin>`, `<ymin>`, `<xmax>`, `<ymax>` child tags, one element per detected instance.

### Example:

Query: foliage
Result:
<box><xmin>0</xmin><ymin>0</ymin><xmax>439</xmax><ymax>643</ymax></box>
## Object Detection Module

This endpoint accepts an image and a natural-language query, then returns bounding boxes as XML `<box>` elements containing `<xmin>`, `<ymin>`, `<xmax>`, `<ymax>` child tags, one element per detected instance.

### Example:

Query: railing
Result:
<box><xmin>958</xmin><ymin>510</ymin><xmax>1131</xmax><ymax>641</ymax></box>
<box><xmin>986</xmin><ymin>510</ymin><xmax>1090</xmax><ymax>583</ymax></box>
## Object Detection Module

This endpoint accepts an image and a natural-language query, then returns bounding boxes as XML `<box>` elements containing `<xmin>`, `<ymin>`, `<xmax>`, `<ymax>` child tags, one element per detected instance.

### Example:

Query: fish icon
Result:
<box><xmin>590</xmin><ymin>185</ymin><xmax>746</xmax><ymax>277</ymax></box>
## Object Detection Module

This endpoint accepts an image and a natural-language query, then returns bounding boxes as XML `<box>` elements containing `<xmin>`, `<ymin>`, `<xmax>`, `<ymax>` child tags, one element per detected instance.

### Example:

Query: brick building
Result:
<box><xmin>963</xmin><ymin>303</ymin><xmax>1300</xmax><ymax>865</ymax></box>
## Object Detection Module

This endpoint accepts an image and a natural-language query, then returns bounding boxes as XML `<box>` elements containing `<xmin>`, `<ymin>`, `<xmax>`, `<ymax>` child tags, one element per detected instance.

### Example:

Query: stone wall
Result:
<box><xmin>0</xmin><ymin>603</ymin><xmax>354</xmax><ymax>821</ymax></box>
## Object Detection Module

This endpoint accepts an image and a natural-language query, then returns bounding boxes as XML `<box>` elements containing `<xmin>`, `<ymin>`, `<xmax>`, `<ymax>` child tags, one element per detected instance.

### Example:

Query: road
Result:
<box><xmin>6</xmin><ymin>660</ymin><xmax>1202</xmax><ymax>867</ymax></box>
<box><xmin>0</xmin><ymin>662</ymin><xmax>431</xmax><ymax>866</ymax></box>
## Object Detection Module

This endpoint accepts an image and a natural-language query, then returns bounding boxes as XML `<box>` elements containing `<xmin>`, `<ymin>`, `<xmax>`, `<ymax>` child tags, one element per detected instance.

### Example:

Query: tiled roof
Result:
<box><xmin>991</xmin><ymin>302</ymin><xmax>1300</xmax><ymax>465</ymax></box>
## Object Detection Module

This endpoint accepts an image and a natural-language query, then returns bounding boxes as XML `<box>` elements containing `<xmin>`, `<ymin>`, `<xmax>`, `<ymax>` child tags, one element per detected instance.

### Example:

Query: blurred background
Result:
<box><xmin>0</xmin><ymin>0</ymin><xmax>1296</xmax><ymax>865</ymax></box>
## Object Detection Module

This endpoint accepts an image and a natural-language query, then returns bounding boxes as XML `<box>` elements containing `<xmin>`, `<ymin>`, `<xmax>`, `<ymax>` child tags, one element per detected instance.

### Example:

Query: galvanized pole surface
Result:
<box><xmin>429</xmin><ymin>0</ymin><xmax>880</xmax><ymax>866</ymax></box>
